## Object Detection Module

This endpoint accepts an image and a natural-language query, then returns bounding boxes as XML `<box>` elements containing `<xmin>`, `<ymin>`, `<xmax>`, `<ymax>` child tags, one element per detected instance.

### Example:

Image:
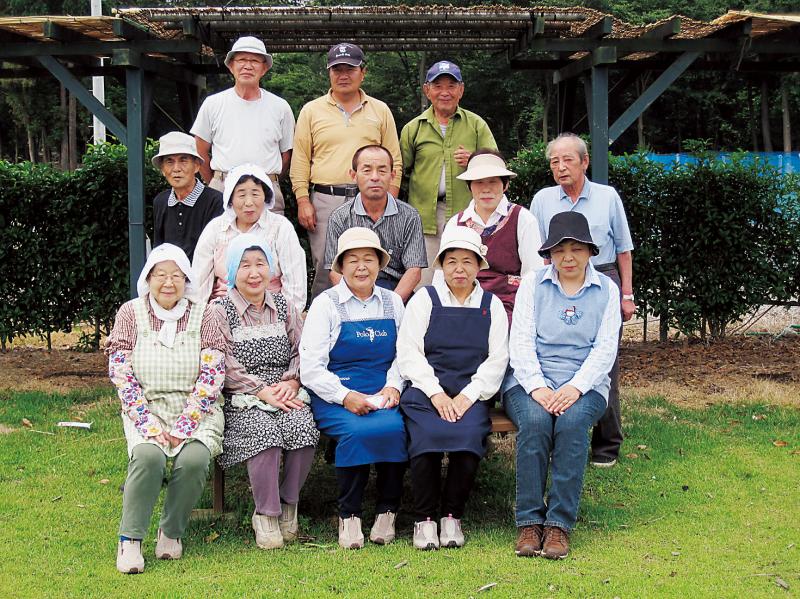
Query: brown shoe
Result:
<box><xmin>515</xmin><ymin>525</ymin><xmax>544</xmax><ymax>557</ymax></box>
<box><xmin>542</xmin><ymin>526</ymin><xmax>570</xmax><ymax>559</ymax></box>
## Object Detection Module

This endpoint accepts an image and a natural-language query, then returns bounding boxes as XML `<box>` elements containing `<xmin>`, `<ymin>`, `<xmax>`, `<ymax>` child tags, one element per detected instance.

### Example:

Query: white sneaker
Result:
<box><xmin>413</xmin><ymin>518</ymin><xmax>439</xmax><ymax>551</ymax></box>
<box><xmin>279</xmin><ymin>503</ymin><xmax>299</xmax><ymax>542</ymax></box>
<box><xmin>116</xmin><ymin>539</ymin><xmax>144</xmax><ymax>574</ymax></box>
<box><xmin>338</xmin><ymin>516</ymin><xmax>364</xmax><ymax>549</ymax></box>
<box><xmin>252</xmin><ymin>513</ymin><xmax>284</xmax><ymax>549</ymax></box>
<box><xmin>439</xmin><ymin>514</ymin><xmax>465</xmax><ymax>548</ymax></box>
<box><xmin>155</xmin><ymin>528</ymin><xmax>183</xmax><ymax>559</ymax></box>
<box><xmin>369</xmin><ymin>511</ymin><xmax>396</xmax><ymax>545</ymax></box>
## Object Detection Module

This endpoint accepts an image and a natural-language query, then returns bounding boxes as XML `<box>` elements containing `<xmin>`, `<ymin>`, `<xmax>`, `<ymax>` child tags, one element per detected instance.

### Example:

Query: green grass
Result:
<box><xmin>0</xmin><ymin>388</ymin><xmax>798</xmax><ymax>598</ymax></box>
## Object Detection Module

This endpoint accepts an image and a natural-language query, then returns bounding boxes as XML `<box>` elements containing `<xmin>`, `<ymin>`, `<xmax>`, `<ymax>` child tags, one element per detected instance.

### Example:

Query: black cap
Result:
<box><xmin>538</xmin><ymin>211</ymin><xmax>600</xmax><ymax>258</ymax></box>
<box><xmin>327</xmin><ymin>43</ymin><xmax>364</xmax><ymax>69</ymax></box>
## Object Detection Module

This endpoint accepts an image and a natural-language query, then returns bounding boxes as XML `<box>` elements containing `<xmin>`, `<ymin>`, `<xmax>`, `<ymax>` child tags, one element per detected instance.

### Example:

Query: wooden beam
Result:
<box><xmin>43</xmin><ymin>21</ymin><xmax>96</xmax><ymax>43</ymax></box>
<box><xmin>583</xmin><ymin>16</ymin><xmax>613</xmax><ymax>40</ymax></box>
<box><xmin>112</xmin><ymin>19</ymin><xmax>152</xmax><ymax>41</ymax></box>
<box><xmin>553</xmin><ymin>46</ymin><xmax>616</xmax><ymax>84</ymax></box>
<box><xmin>0</xmin><ymin>39</ymin><xmax>202</xmax><ymax>59</ymax></box>
<box><xmin>641</xmin><ymin>17</ymin><xmax>681</xmax><ymax>40</ymax></box>
<box><xmin>507</xmin><ymin>17</ymin><xmax>544</xmax><ymax>60</ymax></box>
<box><xmin>112</xmin><ymin>49</ymin><xmax>205</xmax><ymax>87</ymax></box>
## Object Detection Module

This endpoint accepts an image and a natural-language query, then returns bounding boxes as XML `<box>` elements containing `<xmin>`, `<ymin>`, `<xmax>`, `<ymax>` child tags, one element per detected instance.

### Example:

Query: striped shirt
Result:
<box><xmin>167</xmin><ymin>179</ymin><xmax>205</xmax><ymax>207</ymax></box>
<box><xmin>323</xmin><ymin>193</ymin><xmax>428</xmax><ymax>280</ymax></box>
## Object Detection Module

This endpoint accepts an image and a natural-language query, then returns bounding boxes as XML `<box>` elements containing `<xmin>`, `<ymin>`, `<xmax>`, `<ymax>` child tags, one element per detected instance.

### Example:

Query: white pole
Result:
<box><xmin>91</xmin><ymin>0</ymin><xmax>106</xmax><ymax>144</ymax></box>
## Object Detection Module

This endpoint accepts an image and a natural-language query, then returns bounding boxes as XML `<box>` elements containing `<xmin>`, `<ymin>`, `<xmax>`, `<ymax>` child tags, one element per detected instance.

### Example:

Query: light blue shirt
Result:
<box><xmin>531</xmin><ymin>178</ymin><xmax>634</xmax><ymax>265</ymax></box>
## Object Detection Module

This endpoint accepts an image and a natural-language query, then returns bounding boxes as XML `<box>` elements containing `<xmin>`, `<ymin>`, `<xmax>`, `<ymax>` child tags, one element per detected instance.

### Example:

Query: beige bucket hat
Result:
<box><xmin>456</xmin><ymin>153</ymin><xmax>517</xmax><ymax>181</ymax></box>
<box><xmin>331</xmin><ymin>227</ymin><xmax>391</xmax><ymax>274</ymax></box>
<box><xmin>151</xmin><ymin>131</ymin><xmax>203</xmax><ymax>168</ymax></box>
<box><xmin>434</xmin><ymin>227</ymin><xmax>490</xmax><ymax>270</ymax></box>
<box><xmin>225</xmin><ymin>36</ymin><xmax>273</xmax><ymax>69</ymax></box>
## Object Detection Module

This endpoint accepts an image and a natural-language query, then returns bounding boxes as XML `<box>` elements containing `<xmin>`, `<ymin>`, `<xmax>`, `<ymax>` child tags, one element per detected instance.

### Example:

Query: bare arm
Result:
<box><xmin>393</xmin><ymin>267</ymin><xmax>421</xmax><ymax>303</ymax></box>
<box><xmin>280</xmin><ymin>150</ymin><xmax>292</xmax><ymax>179</ymax></box>
<box><xmin>195</xmin><ymin>136</ymin><xmax>213</xmax><ymax>184</ymax></box>
<box><xmin>616</xmin><ymin>250</ymin><xmax>635</xmax><ymax>321</ymax></box>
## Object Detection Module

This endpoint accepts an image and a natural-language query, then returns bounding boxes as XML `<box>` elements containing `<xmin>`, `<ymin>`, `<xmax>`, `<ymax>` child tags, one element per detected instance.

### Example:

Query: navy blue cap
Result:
<box><xmin>425</xmin><ymin>60</ymin><xmax>462</xmax><ymax>83</ymax></box>
<box><xmin>327</xmin><ymin>43</ymin><xmax>364</xmax><ymax>68</ymax></box>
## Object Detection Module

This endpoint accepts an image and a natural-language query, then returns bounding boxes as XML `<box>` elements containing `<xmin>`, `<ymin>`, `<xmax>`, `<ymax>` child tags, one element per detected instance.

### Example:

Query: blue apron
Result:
<box><xmin>401</xmin><ymin>286</ymin><xmax>493</xmax><ymax>458</ymax></box>
<box><xmin>310</xmin><ymin>287</ymin><xmax>408</xmax><ymax>467</ymax></box>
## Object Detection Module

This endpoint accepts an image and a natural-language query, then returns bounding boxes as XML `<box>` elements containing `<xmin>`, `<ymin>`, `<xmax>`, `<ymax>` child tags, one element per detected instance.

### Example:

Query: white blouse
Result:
<box><xmin>299</xmin><ymin>279</ymin><xmax>405</xmax><ymax>405</ymax></box>
<box><xmin>397</xmin><ymin>279</ymin><xmax>509</xmax><ymax>404</ymax></box>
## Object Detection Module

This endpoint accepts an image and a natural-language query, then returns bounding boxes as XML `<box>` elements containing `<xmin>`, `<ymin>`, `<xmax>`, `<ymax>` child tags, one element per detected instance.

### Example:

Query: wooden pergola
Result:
<box><xmin>0</xmin><ymin>6</ymin><xmax>798</xmax><ymax>298</ymax></box>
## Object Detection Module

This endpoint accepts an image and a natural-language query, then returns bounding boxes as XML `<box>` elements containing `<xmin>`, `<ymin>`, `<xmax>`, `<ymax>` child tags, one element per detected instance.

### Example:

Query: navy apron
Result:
<box><xmin>401</xmin><ymin>286</ymin><xmax>493</xmax><ymax>458</ymax></box>
<box><xmin>310</xmin><ymin>288</ymin><xmax>408</xmax><ymax>467</ymax></box>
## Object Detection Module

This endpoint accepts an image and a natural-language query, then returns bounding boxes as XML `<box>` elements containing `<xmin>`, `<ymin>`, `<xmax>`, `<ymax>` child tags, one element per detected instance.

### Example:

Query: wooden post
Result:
<box><xmin>761</xmin><ymin>79</ymin><xmax>773</xmax><ymax>153</ymax></box>
<box><xmin>782</xmin><ymin>78</ymin><xmax>792</xmax><ymax>152</ymax></box>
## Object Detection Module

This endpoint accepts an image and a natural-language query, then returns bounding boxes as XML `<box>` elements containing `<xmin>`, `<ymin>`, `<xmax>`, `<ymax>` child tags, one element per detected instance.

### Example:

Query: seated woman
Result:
<box><xmin>106</xmin><ymin>244</ymin><xmax>225</xmax><ymax>574</ymax></box>
<box><xmin>213</xmin><ymin>234</ymin><xmax>319</xmax><ymax>550</ymax></box>
<box><xmin>192</xmin><ymin>163</ymin><xmax>307</xmax><ymax>313</ymax></box>
<box><xmin>398</xmin><ymin>227</ymin><xmax>508</xmax><ymax>550</ymax></box>
<box><xmin>504</xmin><ymin>211</ymin><xmax>620</xmax><ymax>560</ymax></box>
<box><xmin>300</xmin><ymin>227</ymin><xmax>407</xmax><ymax>550</ymax></box>
<box><xmin>435</xmin><ymin>149</ymin><xmax>543</xmax><ymax>323</ymax></box>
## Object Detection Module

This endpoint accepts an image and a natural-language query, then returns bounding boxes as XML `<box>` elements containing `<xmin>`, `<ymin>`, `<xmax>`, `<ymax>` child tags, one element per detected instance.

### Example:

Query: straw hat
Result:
<box><xmin>330</xmin><ymin>227</ymin><xmax>391</xmax><ymax>274</ymax></box>
<box><xmin>151</xmin><ymin>131</ymin><xmax>203</xmax><ymax>168</ymax></box>
<box><xmin>433</xmin><ymin>227</ymin><xmax>490</xmax><ymax>270</ymax></box>
<box><xmin>456</xmin><ymin>153</ymin><xmax>517</xmax><ymax>181</ymax></box>
<box><xmin>224</xmin><ymin>36</ymin><xmax>273</xmax><ymax>69</ymax></box>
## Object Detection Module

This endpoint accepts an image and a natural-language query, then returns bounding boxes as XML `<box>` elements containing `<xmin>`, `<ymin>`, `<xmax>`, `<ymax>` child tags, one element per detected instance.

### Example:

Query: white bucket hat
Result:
<box><xmin>434</xmin><ymin>227</ymin><xmax>490</xmax><ymax>270</ymax></box>
<box><xmin>222</xmin><ymin>163</ymin><xmax>276</xmax><ymax>215</ymax></box>
<box><xmin>456</xmin><ymin>153</ymin><xmax>517</xmax><ymax>181</ymax></box>
<box><xmin>224</xmin><ymin>36</ymin><xmax>273</xmax><ymax>69</ymax></box>
<box><xmin>331</xmin><ymin>227</ymin><xmax>391</xmax><ymax>274</ymax></box>
<box><xmin>151</xmin><ymin>131</ymin><xmax>203</xmax><ymax>168</ymax></box>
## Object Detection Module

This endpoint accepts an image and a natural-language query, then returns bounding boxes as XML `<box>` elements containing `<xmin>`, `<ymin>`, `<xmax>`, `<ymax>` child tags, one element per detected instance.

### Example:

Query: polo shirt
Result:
<box><xmin>152</xmin><ymin>182</ymin><xmax>223</xmax><ymax>261</ymax></box>
<box><xmin>323</xmin><ymin>193</ymin><xmax>427</xmax><ymax>280</ymax></box>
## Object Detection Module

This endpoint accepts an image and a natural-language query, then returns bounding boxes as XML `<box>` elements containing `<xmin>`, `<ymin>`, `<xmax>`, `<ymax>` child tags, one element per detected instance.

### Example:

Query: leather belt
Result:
<box><xmin>594</xmin><ymin>262</ymin><xmax>618</xmax><ymax>273</ymax></box>
<box><xmin>312</xmin><ymin>183</ymin><xmax>358</xmax><ymax>197</ymax></box>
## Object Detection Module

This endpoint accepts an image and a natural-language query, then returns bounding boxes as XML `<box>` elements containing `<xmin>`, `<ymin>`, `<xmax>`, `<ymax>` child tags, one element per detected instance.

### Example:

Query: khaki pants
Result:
<box><xmin>418</xmin><ymin>202</ymin><xmax>448</xmax><ymax>288</ymax></box>
<box><xmin>308</xmin><ymin>189</ymin><xmax>348</xmax><ymax>298</ymax></box>
<box><xmin>209</xmin><ymin>171</ymin><xmax>286</xmax><ymax>216</ymax></box>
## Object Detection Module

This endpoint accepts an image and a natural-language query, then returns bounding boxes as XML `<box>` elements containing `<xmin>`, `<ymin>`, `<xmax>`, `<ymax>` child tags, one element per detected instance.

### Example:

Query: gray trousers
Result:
<box><xmin>119</xmin><ymin>441</ymin><xmax>210</xmax><ymax>540</ymax></box>
<box><xmin>418</xmin><ymin>202</ymin><xmax>448</xmax><ymax>288</ymax></box>
<box><xmin>308</xmin><ymin>189</ymin><xmax>347</xmax><ymax>298</ymax></box>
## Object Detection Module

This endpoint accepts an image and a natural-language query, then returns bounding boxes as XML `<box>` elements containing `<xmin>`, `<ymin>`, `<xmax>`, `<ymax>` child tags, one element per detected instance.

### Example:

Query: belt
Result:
<box><xmin>312</xmin><ymin>183</ymin><xmax>358</xmax><ymax>197</ymax></box>
<box><xmin>215</xmin><ymin>170</ymin><xmax>279</xmax><ymax>182</ymax></box>
<box><xmin>377</xmin><ymin>271</ymin><xmax>400</xmax><ymax>283</ymax></box>
<box><xmin>595</xmin><ymin>262</ymin><xmax>618</xmax><ymax>273</ymax></box>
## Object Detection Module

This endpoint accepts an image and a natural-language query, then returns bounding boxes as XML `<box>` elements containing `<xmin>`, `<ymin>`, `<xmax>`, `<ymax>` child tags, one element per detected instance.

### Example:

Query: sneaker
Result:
<box><xmin>439</xmin><ymin>514</ymin><xmax>465</xmax><ymax>548</ymax></box>
<box><xmin>515</xmin><ymin>525</ymin><xmax>544</xmax><ymax>557</ymax></box>
<box><xmin>590</xmin><ymin>457</ymin><xmax>617</xmax><ymax>468</ymax></box>
<box><xmin>369</xmin><ymin>511</ymin><xmax>396</xmax><ymax>545</ymax></box>
<box><xmin>278</xmin><ymin>503</ymin><xmax>299</xmax><ymax>543</ymax></box>
<box><xmin>252</xmin><ymin>513</ymin><xmax>284</xmax><ymax>550</ymax></box>
<box><xmin>412</xmin><ymin>518</ymin><xmax>439</xmax><ymax>551</ymax></box>
<box><xmin>116</xmin><ymin>539</ymin><xmax>144</xmax><ymax>574</ymax></box>
<box><xmin>338</xmin><ymin>516</ymin><xmax>364</xmax><ymax>549</ymax></box>
<box><xmin>542</xmin><ymin>526</ymin><xmax>570</xmax><ymax>559</ymax></box>
<box><xmin>155</xmin><ymin>529</ymin><xmax>182</xmax><ymax>560</ymax></box>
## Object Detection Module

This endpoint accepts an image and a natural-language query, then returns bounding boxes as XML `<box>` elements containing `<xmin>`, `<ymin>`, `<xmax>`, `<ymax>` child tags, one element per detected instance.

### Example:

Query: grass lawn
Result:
<box><xmin>0</xmin><ymin>387</ymin><xmax>798</xmax><ymax>598</ymax></box>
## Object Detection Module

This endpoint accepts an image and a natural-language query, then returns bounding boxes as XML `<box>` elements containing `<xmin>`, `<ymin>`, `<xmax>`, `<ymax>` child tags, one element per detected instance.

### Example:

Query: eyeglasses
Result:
<box><xmin>150</xmin><ymin>273</ymin><xmax>187</xmax><ymax>283</ymax></box>
<box><xmin>233</xmin><ymin>58</ymin><xmax>266</xmax><ymax>67</ymax></box>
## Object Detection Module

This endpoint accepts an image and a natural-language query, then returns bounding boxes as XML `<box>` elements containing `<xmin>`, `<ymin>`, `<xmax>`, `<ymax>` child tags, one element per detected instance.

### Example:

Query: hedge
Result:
<box><xmin>1</xmin><ymin>143</ymin><xmax>798</xmax><ymax>348</ymax></box>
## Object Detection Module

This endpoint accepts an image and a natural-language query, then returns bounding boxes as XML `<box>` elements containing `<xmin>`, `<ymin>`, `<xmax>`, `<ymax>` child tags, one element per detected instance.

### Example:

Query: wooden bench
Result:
<box><xmin>210</xmin><ymin>407</ymin><xmax>516</xmax><ymax>513</ymax></box>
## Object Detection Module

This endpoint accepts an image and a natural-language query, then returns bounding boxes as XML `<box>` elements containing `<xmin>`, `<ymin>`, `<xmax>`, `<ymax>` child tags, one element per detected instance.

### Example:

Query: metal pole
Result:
<box><xmin>126</xmin><ymin>65</ymin><xmax>146</xmax><ymax>298</ymax></box>
<box><xmin>91</xmin><ymin>0</ymin><xmax>106</xmax><ymax>144</ymax></box>
<box><xmin>590</xmin><ymin>64</ymin><xmax>608</xmax><ymax>184</ymax></box>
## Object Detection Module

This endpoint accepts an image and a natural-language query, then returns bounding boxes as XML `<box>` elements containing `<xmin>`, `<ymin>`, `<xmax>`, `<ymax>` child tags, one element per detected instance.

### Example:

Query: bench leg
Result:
<box><xmin>213</xmin><ymin>462</ymin><xmax>225</xmax><ymax>513</ymax></box>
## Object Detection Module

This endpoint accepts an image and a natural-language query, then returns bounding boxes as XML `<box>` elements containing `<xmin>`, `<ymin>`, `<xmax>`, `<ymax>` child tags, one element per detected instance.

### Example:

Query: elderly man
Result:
<box><xmin>291</xmin><ymin>43</ymin><xmax>402</xmax><ymax>298</ymax></box>
<box><xmin>531</xmin><ymin>132</ymin><xmax>636</xmax><ymax>468</ymax></box>
<box><xmin>400</xmin><ymin>60</ymin><xmax>497</xmax><ymax>286</ymax></box>
<box><xmin>191</xmin><ymin>36</ymin><xmax>295</xmax><ymax>215</ymax></box>
<box><xmin>324</xmin><ymin>145</ymin><xmax>427</xmax><ymax>303</ymax></box>
<box><xmin>151</xmin><ymin>131</ymin><xmax>223</xmax><ymax>261</ymax></box>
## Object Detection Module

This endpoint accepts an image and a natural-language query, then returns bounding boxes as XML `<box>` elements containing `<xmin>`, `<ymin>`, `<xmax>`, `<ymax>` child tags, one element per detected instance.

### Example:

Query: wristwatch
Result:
<box><xmin>622</xmin><ymin>294</ymin><xmax>635</xmax><ymax>301</ymax></box>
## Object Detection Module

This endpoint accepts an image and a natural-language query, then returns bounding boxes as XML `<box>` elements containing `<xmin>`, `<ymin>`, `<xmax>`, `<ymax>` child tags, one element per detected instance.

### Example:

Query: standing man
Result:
<box><xmin>191</xmin><ymin>36</ymin><xmax>295</xmax><ymax>215</ymax></box>
<box><xmin>151</xmin><ymin>131</ymin><xmax>223</xmax><ymax>261</ymax></box>
<box><xmin>291</xmin><ymin>43</ymin><xmax>402</xmax><ymax>298</ymax></box>
<box><xmin>531</xmin><ymin>132</ymin><xmax>636</xmax><ymax>468</ymax></box>
<box><xmin>324</xmin><ymin>145</ymin><xmax>427</xmax><ymax>303</ymax></box>
<box><xmin>400</xmin><ymin>60</ymin><xmax>497</xmax><ymax>286</ymax></box>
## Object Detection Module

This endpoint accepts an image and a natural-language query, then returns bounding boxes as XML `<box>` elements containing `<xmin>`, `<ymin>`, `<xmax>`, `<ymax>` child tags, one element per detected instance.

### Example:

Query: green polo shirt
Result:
<box><xmin>400</xmin><ymin>105</ymin><xmax>496</xmax><ymax>234</ymax></box>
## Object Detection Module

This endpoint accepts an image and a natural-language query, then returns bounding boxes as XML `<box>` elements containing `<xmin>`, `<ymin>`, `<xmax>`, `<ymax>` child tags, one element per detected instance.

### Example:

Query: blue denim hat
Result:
<box><xmin>425</xmin><ymin>60</ymin><xmax>462</xmax><ymax>83</ymax></box>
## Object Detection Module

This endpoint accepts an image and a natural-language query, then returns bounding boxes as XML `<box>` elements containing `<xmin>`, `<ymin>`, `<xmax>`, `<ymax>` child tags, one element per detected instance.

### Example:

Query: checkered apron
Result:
<box><xmin>122</xmin><ymin>298</ymin><xmax>224</xmax><ymax>458</ymax></box>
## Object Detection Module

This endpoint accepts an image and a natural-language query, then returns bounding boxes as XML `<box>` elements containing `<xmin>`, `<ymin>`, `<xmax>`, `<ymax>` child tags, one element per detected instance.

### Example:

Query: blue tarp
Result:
<box><xmin>646</xmin><ymin>152</ymin><xmax>800</xmax><ymax>175</ymax></box>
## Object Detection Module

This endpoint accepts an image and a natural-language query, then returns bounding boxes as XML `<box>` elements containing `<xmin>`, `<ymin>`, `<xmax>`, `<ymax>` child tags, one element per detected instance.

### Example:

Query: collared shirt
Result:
<box><xmin>400</xmin><ymin>105</ymin><xmax>496</xmax><ymax>234</ymax></box>
<box><xmin>190</xmin><ymin>87</ymin><xmax>295</xmax><ymax>175</ymax></box>
<box><xmin>531</xmin><ymin>178</ymin><xmax>634</xmax><ymax>265</ymax></box>
<box><xmin>290</xmin><ymin>90</ymin><xmax>402</xmax><ymax>198</ymax></box>
<box><xmin>191</xmin><ymin>209</ymin><xmax>307</xmax><ymax>312</ymax></box>
<box><xmin>397</xmin><ymin>280</ymin><xmax>508</xmax><ymax>403</ymax></box>
<box><xmin>323</xmin><ymin>193</ymin><xmax>428</xmax><ymax>280</ymax></box>
<box><xmin>168</xmin><ymin>179</ymin><xmax>205</xmax><ymax>207</ymax></box>
<box><xmin>153</xmin><ymin>184</ymin><xmax>223</xmax><ymax>262</ymax></box>
<box><xmin>299</xmin><ymin>278</ymin><xmax>406</xmax><ymax>404</ymax></box>
<box><xmin>508</xmin><ymin>264</ymin><xmax>620</xmax><ymax>399</ymax></box>
<box><xmin>210</xmin><ymin>288</ymin><xmax>304</xmax><ymax>396</ymax></box>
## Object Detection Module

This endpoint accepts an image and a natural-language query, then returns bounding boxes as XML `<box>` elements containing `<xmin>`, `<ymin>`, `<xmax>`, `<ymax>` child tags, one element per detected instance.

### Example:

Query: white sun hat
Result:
<box><xmin>151</xmin><ymin>131</ymin><xmax>203</xmax><ymax>168</ymax></box>
<box><xmin>456</xmin><ymin>152</ymin><xmax>517</xmax><ymax>181</ymax></box>
<box><xmin>224</xmin><ymin>36</ymin><xmax>273</xmax><ymax>69</ymax></box>
<box><xmin>433</xmin><ymin>227</ymin><xmax>490</xmax><ymax>270</ymax></box>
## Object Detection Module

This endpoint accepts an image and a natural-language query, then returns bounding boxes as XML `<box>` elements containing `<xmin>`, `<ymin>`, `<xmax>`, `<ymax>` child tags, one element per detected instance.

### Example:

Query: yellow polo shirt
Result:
<box><xmin>290</xmin><ymin>89</ymin><xmax>402</xmax><ymax>199</ymax></box>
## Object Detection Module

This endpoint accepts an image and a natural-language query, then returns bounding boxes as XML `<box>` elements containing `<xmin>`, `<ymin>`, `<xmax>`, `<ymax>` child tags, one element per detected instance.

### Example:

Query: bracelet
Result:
<box><xmin>622</xmin><ymin>294</ymin><xmax>635</xmax><ymax>301</ymax></box>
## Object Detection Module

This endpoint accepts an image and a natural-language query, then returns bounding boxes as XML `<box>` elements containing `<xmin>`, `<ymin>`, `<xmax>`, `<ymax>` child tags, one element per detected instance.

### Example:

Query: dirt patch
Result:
<box><xmin>0</xmin><ymin>347</ymin><xmax>109</xmax><ymax>394</ymax></box>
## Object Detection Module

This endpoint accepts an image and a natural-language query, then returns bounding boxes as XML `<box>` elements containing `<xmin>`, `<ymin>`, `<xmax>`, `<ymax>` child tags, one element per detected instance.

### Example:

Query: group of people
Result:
<box><xmin>109</xmin><ymin>35</ymin><xmax>637</xmax><ymax>574</ymax></box>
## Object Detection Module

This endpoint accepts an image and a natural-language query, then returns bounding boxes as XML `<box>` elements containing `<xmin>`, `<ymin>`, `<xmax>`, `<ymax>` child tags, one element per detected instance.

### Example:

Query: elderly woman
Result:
<box><xmin>435</xmin><ymin>149</ymin><xmax>543</xmax><ymax>323</ymax></box>
<box><xmin>213</xmin><ymin>233</ymin><xmax>319</xmax><ymax>550</ymax></box>
<box><xmin>398</xmin><ymin>227</ymin><xmax>508</xmax><ymax>550</ymax></box>
<box><xmin>192</xmin><ymin>163</ymin><xmax>307</xmax><ymax>312</ymax></box>
<box><xmin>106</xmin><ymin>244</ymin><xmax>225</xmax><ymax>574</ymax></box>
<box><xmin>504</xmin><ymin>211</ymin><xmax>620</xmax><ymax>560</ymax></box>
<box><xmin>300</xmin><ymin>227</ymin><xmax>407</xmax><ymax>550</ymax></box>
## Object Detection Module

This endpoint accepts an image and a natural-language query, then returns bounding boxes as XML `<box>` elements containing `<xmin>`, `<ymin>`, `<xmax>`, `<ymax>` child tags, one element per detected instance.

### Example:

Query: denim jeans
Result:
<box><xmin>503</xmin><ymin>385</ymin><xmax>606</xmax><ymax>531</ymax></box>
